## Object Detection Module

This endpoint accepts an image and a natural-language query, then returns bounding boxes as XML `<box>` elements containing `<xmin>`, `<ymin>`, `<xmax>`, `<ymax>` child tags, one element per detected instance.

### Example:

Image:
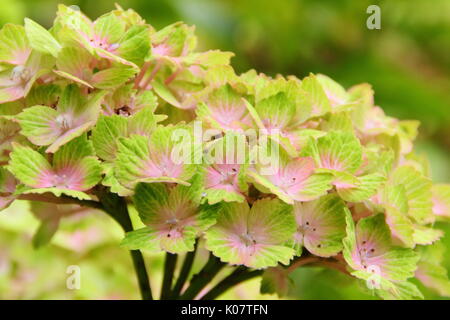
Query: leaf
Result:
<box><xmin>115</xmin><ymin>125</ymin><xmax>199</xmax><ymax>188</ymax></box>
<box><xmin>390</xmin><ymin>165</ymin><xmax>433</xmax><ymax>224</ymax></box>
<box><xmin>7</xmin><ymin>143</ymin><xmax>53</xmax><ymax>188</ymax></box>
<box><xmin>91</xmin><ymin>67</ymin><xmax>137</xmax><ymax>89</ymax></box>
<box><xmin>203</xmin><ymin>132</ymin><xmax>248</xmax><ymax>204</ymax></box>
<box><xmin>337</xmin><ymin>173</ymin><xmax>385</xmax><ymax>202</ymax></box>
<box><xmin>196</xmin><ymin>84</ymin><xmax>250</xmax><ymax>131</ymax></box>
<box><xmin>255</xmin><ymin>92</ymin><xmax>295</xmax><ymax>131</ymax></box>
<box><xmin>24</xmin><ymin>18</ymin><xmax>61</xmax><ymax>57</ymax></box>
<box><xmin>293</xmin><ymin>194</ymin><xmax>347</xmax><ymax>257</ymax></box>
<box><xmin>93</xmin><ymin>13</ymin><xmax>125</xmax><ymax>45</ymax></box>
<box><xmin>116</xmin><ymin>25</ymin><xmax>151</xmax><ymax>66</ymax></box>
<box><xmin>205</xmin><ymin>199</ymin><xmax>296</xmax><ymax>269</ymax></box>
<box><xmin>301</xmin><ymin>131</ymin><xmax>362</xmax><ymax>174</ymax></box>
<box><xmin>26</xmin><ymin>84</ymin><xmax>61</xmax><ymax>107</ymax></box>
<box><xmin>22</xmin><ymin>85</ymin><xmax>105</xmax><ymax>153</ymax></box>
<box><xmin>0</xmin><ymin>167</ymin><xmax>17</xmax><ymax>211</ymax></box>
<box><xmin>101</xmin><ymin>163</ymin><xmax>133</xmax><ymax>196</ymax></box>
<box><xmin>17</xmin><ymin>106</ymin><xmax>60</xmax><ymax>146</ymax></box>
<box><xmin>299</xmin><ymin>74</ymin><xmax>331</xmax><ymax>117</ymax></box>
<box><xmin>316</xmin><ymin>74</ymin><xmax>351</xmax><ymax>108</ymax></box>
<box><xmin>412</xmin><ymin>225</ymin><xmax>443</xmax><ymax>245</ymax></box>
<box><xmin>375</xmin><ymin>281</ymin><xmax>424</xmax><ymax>300</ymax></box>
<box><xmin>152</xmin><ymin>80</ymin><xmax>181</xmax><ymax>108</ymax></box>
<box><xmin>249</xmin><ymin>155</ymin><xmax>333</xmax><ymax>204</ymax></box>
<box><xmin>183</xmin><ymin>50</ymin><xmax>234</xmax><ymax>67</ymax></box>
<box><xmin>54</xmin><ymin>46</ymin><xmax>93</xmax><ymax>87</ymax></box>
<box><xmin>91</xmin><ymin>114</ymin><xmax>128</xmax><ymax>161</ymax></box>
<box><xmin>8</xmin><ymin>136</ymin><xmax>101</xmax><ymax>194</ymax></box>
<box><xmin>127</xmin><ymin>107</ymin><xmax>157</xmax><ymax>135</ymax></box>
<box><xmin>52</xmin><ymin>135</ymin><xmax>102</xmax><ymax>190</ymax></box>
<box><xmin>122</xmin><ymin>179</ymin><xmax>212</xmax><ymax>253</ymax></box>
<box><xmin>0</xmin><ymin>24</ymin><xmax>31</xmax><ymax>65</ymax></box>
<box><xmin>381</xmin><ymin>184</ymin><xmax>415</xmax><ymax>248</ymax></box>
<box><xmin>20</xmin><ymin>187</ymin><xmax>92</xmax><ymax>201</ymax></box>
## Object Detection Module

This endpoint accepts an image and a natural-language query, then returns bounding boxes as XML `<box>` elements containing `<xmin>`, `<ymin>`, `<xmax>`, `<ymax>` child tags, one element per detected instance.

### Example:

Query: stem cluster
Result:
<box><xmin>69</xmin><ymin>188</ymin><xmax>349</xmax><ymax>300</ymax></box>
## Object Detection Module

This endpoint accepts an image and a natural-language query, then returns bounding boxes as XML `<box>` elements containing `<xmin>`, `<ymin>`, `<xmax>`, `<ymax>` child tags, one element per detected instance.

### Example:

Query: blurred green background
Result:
<box><xmin>1</xmin><ymin>0</ymin><xmax>449</xmax><ymax>299</ymax></box>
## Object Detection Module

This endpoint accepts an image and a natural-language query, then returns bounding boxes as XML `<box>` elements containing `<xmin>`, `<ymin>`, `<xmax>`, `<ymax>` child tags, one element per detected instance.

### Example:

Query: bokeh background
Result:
<box><xmin>1</xmin><ymin>0</ymin><xmax>449</xmax><ymax>299</ymax></box>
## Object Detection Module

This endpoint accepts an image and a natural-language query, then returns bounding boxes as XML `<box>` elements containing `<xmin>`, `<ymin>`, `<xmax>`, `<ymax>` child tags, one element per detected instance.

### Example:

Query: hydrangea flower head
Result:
<box><xmin>0</xmin><ymin>5</ymin><xmax>449</xmax><ymax>300</ymax></box>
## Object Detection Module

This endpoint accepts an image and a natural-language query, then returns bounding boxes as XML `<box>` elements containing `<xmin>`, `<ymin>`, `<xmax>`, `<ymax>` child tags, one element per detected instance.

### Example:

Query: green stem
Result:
<box><xmin>201</xmin><ymin>267</ymin><xmax>263</xmax><ymax>300</ymax></box>
<box><xmin>129</xmin><ymin>249</ymin><xmax>153</xmax><ymax>300</ymax></box>
<box><xmin>160</xmin><ymin>253</ymin><xmax>178</xmax><ymax>300</ymax></box>
<box><xmin>96</xmin><ymin>189</ymin><xmax>153</xmax><ymax>300</ymax></box>
<box><xmin>179</xmin><ymin>254</ymin><xmax>225</xmax><ymax>300</ymax></box>
<box><xmin>171</xmin><ymin>242</ymin><xmax>198</xmax><ymax>299</ymax></box>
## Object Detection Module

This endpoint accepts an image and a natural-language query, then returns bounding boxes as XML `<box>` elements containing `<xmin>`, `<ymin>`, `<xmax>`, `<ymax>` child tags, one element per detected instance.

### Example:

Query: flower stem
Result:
<box><xmin>129</xmin><ymin>249</ymin><xmax>153</xmax><ymax>300</ymax></box>
<box><xmin>160</xmin><ymin>253</ymin><xmax>178</xmax><ymax>300</ymax></box>
<box><xmin>201</xmin><ymin>266</ymin><xmax>263</xmax><ymax>300</ymax></box>
<box><xmin>171</xmin><ymin>242</ymin><xmax>198</xmax><ymax>299</ymax></box>
<box><xmin>96</xmin><ymin>188</ymin><xmax>153</xmax><ymax>300</ymax></box>
<box><xmin>179</xmin><ymin>253</ymin><xmax>225</xmax><ymax>300</ymax></box>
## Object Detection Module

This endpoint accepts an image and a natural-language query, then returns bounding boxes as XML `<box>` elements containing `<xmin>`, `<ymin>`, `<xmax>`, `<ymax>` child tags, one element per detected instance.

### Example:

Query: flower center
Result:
<box><xmin>10</xmin><ymin>66</ymin><xmax>31</xmax><ymax>84</ymax></box>
<box><xmin>55</xmin><ymin>114</ymin><xmax>73</xmax><ymax>132</ymax></box>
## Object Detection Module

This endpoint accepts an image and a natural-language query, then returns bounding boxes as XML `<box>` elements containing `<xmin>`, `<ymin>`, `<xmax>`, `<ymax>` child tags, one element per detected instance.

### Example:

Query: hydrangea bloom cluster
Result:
<box><xmin>1</xmin><ymin>5</ymin><xmax>450</xmax><ymax>300</ymax></box>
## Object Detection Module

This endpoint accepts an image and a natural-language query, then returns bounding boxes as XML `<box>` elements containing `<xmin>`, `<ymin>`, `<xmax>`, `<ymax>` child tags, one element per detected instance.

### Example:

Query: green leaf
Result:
<box><xmin>390</xmin><ymin>165</ymin><xmax>433</xmax><ymax>224</ymax></box>
<box><xmin>0</xmin><ymin>167</ymin><xmax>17</xmax><ymax>211</ymax></box>
<box><xmin>0</xmin><ymin>24</ymin><xmax>30</xmax><ymax>65</ymax></box>
<box><xmin>101</xmin><ymin>163</ymin><xmax>133</xmax><ymax>196</ymax></box>
<box><xmin>7</xmin><ymin>144</ymin><xmax>52</xmax><ymax>187</ymax></box>
<box><xmin>255</xmin><ymin>92</ymin><xmax>295</xmax><ymax>130</ymax></box>
<box><xmin>299</xmin><ymin>74</ymin><xmax>331</xmax><ymax>118</ymax></box>
<box><xmin>93</xmin><ymin>13</ymin><xmax>125</xmax><ymax>45</ymax></box>
<box><xmin>413</xmin><ymin>225</ymin><xmax>443</xmax><ymax>245</ymax></box>
<box><xmin>301</xmin><ymin>131</ymin><xmax>362</xmax><ymax>174</ymax></box>
<box><xmin>116</xmin><ymin>25</ymin><xmax>151</xmax><ymax>66</ymax></box>
<box><xmin>91</xmin><ymin>114</ymin><xmax>128</xmax><ymax>161</ymax></box>
<box><xmin>17</xmin><ymin>106</ymin><xmax>60</xmax><ymax>146</ymax></box>
<box><xmin>24</xmin><ymin>18</ymin><xmax>61</xmax><ymax>57</ymax></box>
<box><xmin>375</xmin><ymin>280</ymin><xmax>424</xmax><ymax>300</ymax></box>
<box><xmin>115</xmin><ymin>125</ymin><xmax>199</xmax><ymax>188</ymax></box>
<box><xmin>91</xmin><ymin>67</ymin><xmax>137</xmax><ymax>89</ymax></box>
<box><xmin>337</xmin><ymin>173</ymin><xmax>386</xmax><ymax>202</ymax></box>
<box><xmin>54</xmin><ymin>46</ymin><xmax>93</xmax><ymax>87</ymax></box>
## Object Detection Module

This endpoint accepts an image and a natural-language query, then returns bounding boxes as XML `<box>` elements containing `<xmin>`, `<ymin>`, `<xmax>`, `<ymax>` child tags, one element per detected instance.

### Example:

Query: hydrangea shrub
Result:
<box><xmin>1</xmin><ymin>4</ymin><xmax>450</xmax><ymax>300</ymax></box>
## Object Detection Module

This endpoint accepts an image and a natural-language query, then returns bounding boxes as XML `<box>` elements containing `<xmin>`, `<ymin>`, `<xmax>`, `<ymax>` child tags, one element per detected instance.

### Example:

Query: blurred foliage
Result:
<box><xmin>1</xmin><ymin>0</ymin><xmax>449</xmax><ymax>299</ymax></box>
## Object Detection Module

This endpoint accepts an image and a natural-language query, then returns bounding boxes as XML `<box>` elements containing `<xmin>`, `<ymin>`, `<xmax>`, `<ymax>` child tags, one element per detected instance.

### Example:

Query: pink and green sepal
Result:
<box><xmin>205</xmin><ymin>198</ymin><xmax>296</xmax><ymax>269</ymax></box>
<box><xmin>7</xmin><ymin>135</ymin><xmax>102</xmax><ymax>200</ymax></box>
<box><xmin>121</xmin><ymin>176</ymin><xmax>215</xmax><ymax>253</ymax></box>
<box><xmin>114</xmin><ymin>124</ymin><xmax>201</xmax><ymax>190</ymax></box>
<box><xmin>17</xmin><ymin>84</ymin><xmax>107</xmax><ymax>153</ymax></box>
<box><xmin>292</xmin><ymin>194</ymin><xmax>347</xmax><ymax>257</ymax></box>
